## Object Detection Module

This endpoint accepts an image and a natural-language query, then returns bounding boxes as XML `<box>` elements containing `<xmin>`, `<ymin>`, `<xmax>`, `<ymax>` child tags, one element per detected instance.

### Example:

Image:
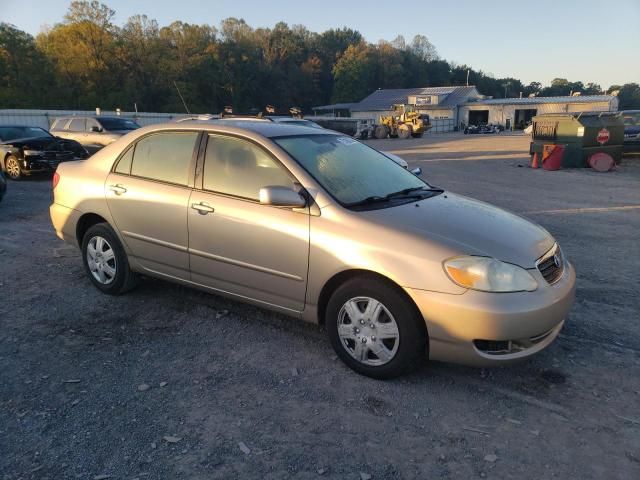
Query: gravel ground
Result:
<box><xmin>1</xmin><ymin>134</ymin><xmax>639</xmax><ymax>479</ymax></box>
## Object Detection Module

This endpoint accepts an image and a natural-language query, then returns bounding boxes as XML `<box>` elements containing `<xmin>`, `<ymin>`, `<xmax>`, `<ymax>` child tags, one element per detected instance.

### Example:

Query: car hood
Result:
<box><xmin>362</xmin><ymin>192</ymin><xmax>554</xmax><ymax>268</ymax></box>
<box><xmin>1</xmin><ymin>136</ymin><xmax>78</xmax><ymax>149</ymax></box>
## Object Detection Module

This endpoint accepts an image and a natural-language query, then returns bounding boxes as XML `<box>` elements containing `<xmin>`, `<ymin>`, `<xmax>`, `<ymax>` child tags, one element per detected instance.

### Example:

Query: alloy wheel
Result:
<box><xmin>6</xmin><ymin>157</ymin><xmax>20</xmax><ymax>179</ymax></box>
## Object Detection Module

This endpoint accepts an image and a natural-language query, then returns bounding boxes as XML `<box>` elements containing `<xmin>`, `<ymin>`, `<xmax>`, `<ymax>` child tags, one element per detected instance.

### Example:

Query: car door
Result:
<box><xmin>85</xmin><ymin>118</ymin><xmax>103</xmax><ymax>147</ymax></box>
<box><xmin>105</xmin><ymin>130</ymin><xmax>200</xmax><ymax>279</ymax></box>
<box><xmin>188</xmin><ymin>133</ymin><xmax>310</xmax><ymax>312</ymax></box>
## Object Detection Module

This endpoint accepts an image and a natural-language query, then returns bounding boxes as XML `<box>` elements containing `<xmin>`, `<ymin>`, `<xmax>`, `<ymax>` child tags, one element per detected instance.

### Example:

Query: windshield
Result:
<box><xmin>623</xmin><ymin>113</ymin><xmax>640</xmax><ymax>126</ymax></box>
<box><xmin>275</xmin><ymin>134</ymin><xmax>428</xmax><ymax>206</ymax></box>
<box><xmin>0</xmin><ymin>126</ymin><xmax>52</xmax><ymax>142</ymax></box>
<box><xmin>99</xmin><ymin>118</ymin><xmax>140</xmax><ymax>131</ymax></box>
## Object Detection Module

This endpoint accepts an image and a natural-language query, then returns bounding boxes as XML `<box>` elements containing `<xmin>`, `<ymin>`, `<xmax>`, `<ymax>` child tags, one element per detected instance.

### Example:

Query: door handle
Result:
<box><xmin>191</xmin><ymin>202</ymin><xmax>215</xmax><ymax>215</ymax></box>
<box><xmin>109</xmin><ymin>184</ymin><xmax>127</xmax><ymax>195</ymax></box>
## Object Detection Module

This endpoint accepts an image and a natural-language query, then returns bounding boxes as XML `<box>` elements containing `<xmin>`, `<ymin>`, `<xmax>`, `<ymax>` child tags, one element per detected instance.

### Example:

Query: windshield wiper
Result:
<box><xmin>346</xmin><ymin>195</ymin><xmax>388</xmax><ymax>207</ymax></box>
<box><xmin>347</xmin><ymin>187</ymin><xmax>444</xmax><ymax>208</ymax></box>
<box><xmin>383</xmin><ymin>186</ymin><xmax>444</xmax><ymax>199</ymax></box>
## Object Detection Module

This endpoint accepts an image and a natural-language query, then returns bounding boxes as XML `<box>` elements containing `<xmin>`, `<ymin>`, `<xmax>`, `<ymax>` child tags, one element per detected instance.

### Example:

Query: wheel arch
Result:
<box><xmin>76</xmin><ymin>213</ymin><xmax>110</xmax><ymax>246</ymax></box>
<box><xmin>316</xmin><ymin>269</ymin><xmax>426</xmax><ymax>333</ymax></box>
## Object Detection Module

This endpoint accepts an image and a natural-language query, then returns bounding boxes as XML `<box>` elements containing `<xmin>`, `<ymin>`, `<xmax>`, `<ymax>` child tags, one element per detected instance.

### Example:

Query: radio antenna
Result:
<box><xmin>174</xmin><ymin>81</ymin><xmax>191</xmax><ymax>114</ymax></box>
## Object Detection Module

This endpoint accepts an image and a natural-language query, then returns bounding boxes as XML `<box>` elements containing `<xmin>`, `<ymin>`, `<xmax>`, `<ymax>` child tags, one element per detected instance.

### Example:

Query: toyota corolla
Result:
<box><xmin>50</xmin><ymin>122</ymin><xmax>575</xmax><ymax>378</ymax></box>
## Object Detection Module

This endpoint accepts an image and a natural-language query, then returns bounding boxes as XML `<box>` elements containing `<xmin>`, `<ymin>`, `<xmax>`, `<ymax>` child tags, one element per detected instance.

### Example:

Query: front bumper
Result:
<box><xmin>405</xmin><ymin>261</ymin><xmax>576</xmax><ymax>366</ymax></box>
<box><xmin>21</xmin><ymin>155</ymin><xmax>86</xmax><ymax>174</ymax></box>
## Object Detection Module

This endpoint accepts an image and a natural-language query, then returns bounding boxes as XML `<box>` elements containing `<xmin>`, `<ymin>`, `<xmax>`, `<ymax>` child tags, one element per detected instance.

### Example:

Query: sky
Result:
<box><xmin>2</xmin><ymin>0</ymin><xmax>639</xmax><ymax>89</ymax></box>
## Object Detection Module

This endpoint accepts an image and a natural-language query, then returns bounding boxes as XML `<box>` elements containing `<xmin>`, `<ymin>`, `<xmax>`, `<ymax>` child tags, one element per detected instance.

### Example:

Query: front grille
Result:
<box><xmin>41</xmin><ymin>150</ymin><xmax>77</xmax><ymax>161</ymax></box>
<box><xmin>536</xmin><ymin>245</ymin><xmax>564</xmax><ymax>285</ymax></box>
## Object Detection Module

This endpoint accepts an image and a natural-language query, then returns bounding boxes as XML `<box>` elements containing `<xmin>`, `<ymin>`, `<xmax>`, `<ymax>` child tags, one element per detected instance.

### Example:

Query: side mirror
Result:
<box><xmin>259</xmin><ymin>186</ymin><xmax>306</xmax><ymax>208</ymax></box>
<box><xmin>90</xmin><ymin>126</ymin><xmax>102</xmax><ymax>132</ymax></box>
<box><xmin>410</xmin><ymin>167</ymin><xmax>422</xmax><ymax>176</ymax></box>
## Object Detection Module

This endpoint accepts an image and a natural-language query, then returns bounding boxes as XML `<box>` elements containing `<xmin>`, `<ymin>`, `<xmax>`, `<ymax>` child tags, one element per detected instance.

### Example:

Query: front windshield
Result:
<box><xmin>0</xmin><ymin>126</ymin><xmax>52</xmax><ymax>142</ymax></box>
<box><xmin>274</xmin><ymin>134</ymin><xmax>427</xmax><ymax>206</ymax></box>
<box><xmin>623</xmin><ymin>113</ymin><xmax>640</xmax><ymax>126</ymax></box>
<box><xmin>99</xmin><ymin>118</ymin><xmax>140</xmax><ymax>130</ymax></box>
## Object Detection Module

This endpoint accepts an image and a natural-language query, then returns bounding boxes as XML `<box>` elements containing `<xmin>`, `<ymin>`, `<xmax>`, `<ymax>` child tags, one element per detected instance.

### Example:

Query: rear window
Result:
<box><xmin>130</xmin><ymin>132</ymin><xmax>198</xmax><ymax>186</ymax></box>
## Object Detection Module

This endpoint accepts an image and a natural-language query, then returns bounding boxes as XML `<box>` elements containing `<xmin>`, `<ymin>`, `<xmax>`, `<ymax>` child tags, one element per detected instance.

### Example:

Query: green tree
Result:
<box><xmin>331</xmin><ymin>42</ymin><xmax>377</xmax><ymax>103</ymax></box>
<box><xmin>610</xmin><ymin>83</ymin><xmax>640</xmax><ymax>109</ymax></box>
<box><xmin>0</xmin><ymin>23</ymin><xmax>53</xmax><ymax>107</ymax></box>
<box><xmin>36</xmin><ymin>0</ymin><xmax>118</xmax><ymax>107</ymax></box>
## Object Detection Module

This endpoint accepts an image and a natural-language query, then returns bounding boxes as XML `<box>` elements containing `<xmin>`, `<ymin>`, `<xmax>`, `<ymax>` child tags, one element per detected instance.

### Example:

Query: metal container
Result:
<box><xmin>529</xmin><ymin>112</ymin><xmax>624</xmax><ymax>168</ymax></box>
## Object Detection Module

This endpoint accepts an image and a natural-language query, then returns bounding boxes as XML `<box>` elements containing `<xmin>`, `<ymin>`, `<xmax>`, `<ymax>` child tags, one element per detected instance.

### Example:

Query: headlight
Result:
<box><xmin>444</xmin><ymin>256</ymin><xmax>538</xmax><ymax>292</ymax></box>
<box><xmin>23</xmin><ymin>150</ymin><xmax>44</xmax><ymax>157</ymax></box>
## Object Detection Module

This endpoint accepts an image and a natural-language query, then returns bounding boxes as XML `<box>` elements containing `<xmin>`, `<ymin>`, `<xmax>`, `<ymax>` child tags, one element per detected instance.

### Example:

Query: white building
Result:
<box><xmin>330</xmin><ymin>86</ymin><xmax>619</xmax><ymax>132</ymax></box>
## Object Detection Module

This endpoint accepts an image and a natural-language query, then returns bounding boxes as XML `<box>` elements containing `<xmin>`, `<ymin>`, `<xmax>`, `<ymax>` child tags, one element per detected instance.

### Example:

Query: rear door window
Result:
<box><xmin>68</xmin><ymin>118</ymin><xmax>85</xmax><ymax>132</ymax></box>
<box><xmin>130</xmin><ymin>132</ymin><xmax>199</xmax><ymax>186</ymax></box>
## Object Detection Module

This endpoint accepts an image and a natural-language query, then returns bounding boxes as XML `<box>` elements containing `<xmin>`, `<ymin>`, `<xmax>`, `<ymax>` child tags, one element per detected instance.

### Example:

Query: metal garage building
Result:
<box><xmin>316</xmin><ymin>87</ymin><xmax>619</xmax><ymax>132</ymax></box>
<box><xmin>458</xmin><ymin>95</ymin><xmax>619</xmax><ymax>130</ymax></box>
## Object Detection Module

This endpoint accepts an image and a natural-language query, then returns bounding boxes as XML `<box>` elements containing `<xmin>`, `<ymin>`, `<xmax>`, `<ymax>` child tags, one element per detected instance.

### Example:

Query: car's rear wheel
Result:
<box><xmin>81</xmin><ymin>223</ymin><xmax>138</xmax><ymax>295</ymax></box>
<box><xmin>326</xmin><ymin>276</ymin><xmax>427</xmax><ymax>379</ymax></box>
<box><xmin>5</xmin><ymin>155</ymin><xmax>22</xmax><ymax>180</ymax></box>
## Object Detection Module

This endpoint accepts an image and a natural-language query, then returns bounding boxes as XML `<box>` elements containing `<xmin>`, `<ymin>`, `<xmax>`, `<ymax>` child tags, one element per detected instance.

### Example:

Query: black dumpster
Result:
<box><xmin>530</xmin><ymin>112</ymin><xmax>625</xmax><ymax>168</ymax></box>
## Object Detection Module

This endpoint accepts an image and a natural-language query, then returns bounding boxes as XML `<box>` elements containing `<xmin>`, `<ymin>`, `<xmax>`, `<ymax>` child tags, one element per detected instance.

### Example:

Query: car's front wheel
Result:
<box><xmin>326</xmin><ymin>276</ymin><xmax>427</xmax><ymax>379</ymax></box>
<box><xmin>5</xmin><ymin>155</ymin><xmax>22</xmax><ymax>180</ymax></box>
<box><xmin>81</xmin><ymin>223</ymin><xmax>138</xmax><ymax>295</ymax></box>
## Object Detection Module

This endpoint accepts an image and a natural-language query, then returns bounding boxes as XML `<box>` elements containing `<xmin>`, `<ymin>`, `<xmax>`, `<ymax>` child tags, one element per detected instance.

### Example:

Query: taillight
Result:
<box><xmin>52</xmin><ymin>172</ymin><xmax>60</xmax><ymax>189</ymax></box>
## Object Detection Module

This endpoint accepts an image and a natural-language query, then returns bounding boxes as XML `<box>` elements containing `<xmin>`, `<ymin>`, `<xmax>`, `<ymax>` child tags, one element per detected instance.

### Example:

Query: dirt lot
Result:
<box><xmin>1</xmin><ymin>133</ymin><xmax>639</xmax><ymax>479</ymax></box>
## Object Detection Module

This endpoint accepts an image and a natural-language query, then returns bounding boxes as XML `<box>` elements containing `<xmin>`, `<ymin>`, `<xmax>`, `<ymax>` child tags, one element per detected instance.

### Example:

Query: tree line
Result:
<box><xmin>1</xmin><ymin>1</ymin><xmax>639</xmax><ymax>114</ymax></box>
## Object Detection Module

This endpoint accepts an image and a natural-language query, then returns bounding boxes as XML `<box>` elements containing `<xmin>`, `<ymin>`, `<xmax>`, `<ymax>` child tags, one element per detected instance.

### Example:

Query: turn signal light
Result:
<box><xmin>52</xmin><ymin>172</ymin><xmax>60</xmax><ymax>189</ymax></box>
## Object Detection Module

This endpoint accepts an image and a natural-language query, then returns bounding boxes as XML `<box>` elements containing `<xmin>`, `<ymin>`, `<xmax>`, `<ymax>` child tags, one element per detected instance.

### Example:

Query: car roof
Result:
<box><xmin>170</xmin><ymin>120</ymin><xmax>336</xmax><ymax>138</ymax></box>
<box><xmin>54</xmin><ymin>116</ymin><xmax>131</xmax><ymax>121</ymax></box>
<box><xmin>0</xmin><ymin>124</ymin><xmax>48</xmax><ymax>128</ymax></box>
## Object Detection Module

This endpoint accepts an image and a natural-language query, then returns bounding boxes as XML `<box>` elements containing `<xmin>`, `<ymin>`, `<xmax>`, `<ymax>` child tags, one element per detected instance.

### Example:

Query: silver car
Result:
<box><xmin>50</xmin><ymin>121</ymin><xmax>575</xmax><ymax>378</ymax></box>
<box><xmin>50</xmin><ymin>116</ymin><xmax>140</xmax><ymax>152</ymax></box>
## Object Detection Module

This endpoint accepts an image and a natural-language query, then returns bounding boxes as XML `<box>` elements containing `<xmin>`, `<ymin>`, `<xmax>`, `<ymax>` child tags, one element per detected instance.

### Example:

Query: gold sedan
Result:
<box><xmin>50</xmin><ymin>121</ymin><xmax>575</xmax><ymax>378</ymax></box>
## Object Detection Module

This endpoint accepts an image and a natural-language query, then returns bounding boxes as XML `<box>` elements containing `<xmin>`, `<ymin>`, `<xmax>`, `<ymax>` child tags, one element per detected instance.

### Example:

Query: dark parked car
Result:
<box><xmin>622</xmin><ymin>110</ymin><xmax>640</xmax><ymax>152</ymax></box>
<box><xmin>50</xmin><ymin>116</ymin><xmax>141</xmax><ymax>152</ymax></box>
<box><xmin>0</xmin><ymin>125</ymin><xmax>89</xmax><ymax>180</ymax></box>
<box><xmin>0</xmin><ymin>170</ymin><xmax>6</xmax><ymax>202</ymax></box>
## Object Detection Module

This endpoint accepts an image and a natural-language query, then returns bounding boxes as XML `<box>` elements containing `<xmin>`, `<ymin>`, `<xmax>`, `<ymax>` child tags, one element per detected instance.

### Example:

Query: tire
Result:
<box><xmin>5</xmin><ymin>155</ymin><xmax>22</xmax><ymax>180</ymax></box>
<box><xmin>374</xmin><ymin>125</ymin><xmax>389</xmax><ymax>140</ymax></box>
<box><xmin>326</xmin><ymin>276</ymin><xmax>427</xmax><ymax>379</ymax></box>
<box><xmin>411</xmin><ymin>132</ymin><xmax>423</xmax><ymax>138</ymax></box>
<box><xmin>398</xmin><ymin>124</ymin><xmax>412</xmax><ymax>139</ymax></box>
<box><xmin>81</xmin><ymin>223</ymin><xmax>138</xmax><ymax>295</ymax></box>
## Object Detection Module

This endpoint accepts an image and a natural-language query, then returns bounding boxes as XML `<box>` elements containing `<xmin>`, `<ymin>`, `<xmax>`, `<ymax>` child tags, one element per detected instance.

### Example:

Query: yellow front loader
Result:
<box><xmin>373</xmin><ymin>104</ymin><xmax>431</xmax><ymax>139</ymax></box>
